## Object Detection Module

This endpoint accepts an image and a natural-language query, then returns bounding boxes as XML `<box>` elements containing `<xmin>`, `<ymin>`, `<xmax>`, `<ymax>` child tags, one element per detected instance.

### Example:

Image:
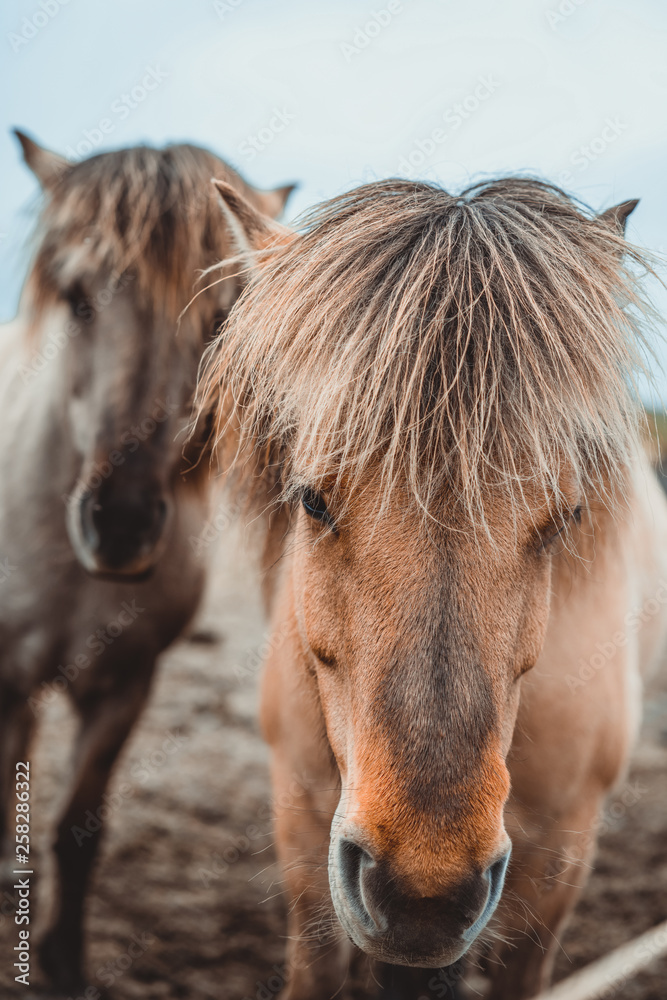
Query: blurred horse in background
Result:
<box><xmin>198</xmin><ymin>178</ymin><xmax>667</xmax><ymax>999</ymax></box>
<box><xmin>0</xmin><ymin>131</ymin><xmax>293</xmax><ymax>991</ymax></box>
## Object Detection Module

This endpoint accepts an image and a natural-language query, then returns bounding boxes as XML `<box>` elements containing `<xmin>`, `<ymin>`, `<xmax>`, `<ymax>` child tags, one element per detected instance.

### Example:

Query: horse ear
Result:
<box><xmin>257</xmin><ymin>183</ymin><xmax>298</xmax><ymax>220</ymax></box>
<box><xmin>13</xmin><ymin>129</ymin><xmax>70</xmax><ymax>191</ymax></box>
<box><xmin>598</xmin><ymin>199</ymin><xmax>639</xmax><ymax>236</ymax></box>
<box><xmin>212</xmin><ymin>178</ymin><xmax>294</xmax><ymax>264</ymax></box>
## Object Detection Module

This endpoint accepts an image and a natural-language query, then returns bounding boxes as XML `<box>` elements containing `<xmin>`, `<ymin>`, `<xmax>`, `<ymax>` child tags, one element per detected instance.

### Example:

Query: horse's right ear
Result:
<box><xmin>13</xmin><ymin>128</ymin><xmax>70</xmax><ymax>191</ymax></box>
<box><xmin>212</xmin><ymin>178</ymin><xmax>295</xmax><ymax>272</ymax></box>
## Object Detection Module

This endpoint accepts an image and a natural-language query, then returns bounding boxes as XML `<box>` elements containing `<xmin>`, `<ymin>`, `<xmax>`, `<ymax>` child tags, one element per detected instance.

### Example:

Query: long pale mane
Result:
<box><xmin>27</xmin><ymin>143</ymin><xmax>256</xmax><ymax>323</ymax></box>
<box><xmin>200</xmin><ymin>177</ymin><xmax>657</xmax><ymax>530</ymax></box>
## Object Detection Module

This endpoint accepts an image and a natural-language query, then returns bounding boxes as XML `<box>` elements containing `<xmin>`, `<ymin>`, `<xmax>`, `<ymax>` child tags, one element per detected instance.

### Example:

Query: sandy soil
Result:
<box><xmin>1</xmin><ymin>523</ymin><xmax>666</xmax><ymax>1000</ymax></box>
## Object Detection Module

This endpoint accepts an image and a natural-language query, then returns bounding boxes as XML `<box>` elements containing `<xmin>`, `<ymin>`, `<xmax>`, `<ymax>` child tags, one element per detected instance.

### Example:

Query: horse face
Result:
<box><xmin>59</xmin><ymin>275</ymin><xmax>212</xmax><ymax>579</ymax></box>
<box><xmin>15</xmin><ymin>132</ymin><xmax>297</xmax><ymax>582</ymax></box>
<box><xmin>289</xmin><ymin>478</ymin><xmax>575</xmax><ymax>966</ymax></box>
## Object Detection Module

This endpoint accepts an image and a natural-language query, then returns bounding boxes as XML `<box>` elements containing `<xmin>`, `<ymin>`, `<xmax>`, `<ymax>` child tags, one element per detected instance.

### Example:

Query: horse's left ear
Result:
<box><xmin>13</xmin><ymin>129</ymin><xmax>71</xmax><ymax>191</ymax></box>
<box><xmin>598</xmin><ymin>198</ymin><xmax>639</xmax><ymax>235</ymax></box>
<box><xmin>212</xmin><ymin>178</ymin><xmax>295</xmax><ymax>272</ymax></box>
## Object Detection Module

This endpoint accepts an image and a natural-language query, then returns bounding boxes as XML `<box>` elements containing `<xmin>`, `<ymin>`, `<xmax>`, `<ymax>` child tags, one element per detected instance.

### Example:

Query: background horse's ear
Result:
<box><xmin>598</xmin><ymin>198</ymin><xmax>639</xmax><ymax>235</ymax></box>
<box><xmin>212</xmin><ymin>178</ymin><xmax>294</xmax><ymax>270</ymax></box>
<box><xmin>256</xmin><ymin>182</ymin><xmax>298</xmax><ymax>220</ymax></box>
<box><xmin>13</xmin><ymin>128</ymin><xmax>71</xmax><ymax>191</ymax></box>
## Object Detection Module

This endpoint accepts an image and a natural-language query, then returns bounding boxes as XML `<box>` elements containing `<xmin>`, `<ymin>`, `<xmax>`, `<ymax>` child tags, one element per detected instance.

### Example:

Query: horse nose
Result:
<box><xmin>333</xmin><ymin>834</ymin><xmax>511</xmax><ymax>966</ymax></box>
<box><xmin>80</xmin><ymin>490</ymin><xmax>169</xmax><ymax>572</ymax></box>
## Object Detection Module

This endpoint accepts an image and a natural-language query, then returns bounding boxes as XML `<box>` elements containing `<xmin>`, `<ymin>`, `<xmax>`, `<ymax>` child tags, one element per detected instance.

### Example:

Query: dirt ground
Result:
<box><xmin>1</xmin><ymin>521</ymin><xmax>666</xmax><ymax>1000</ymax></box>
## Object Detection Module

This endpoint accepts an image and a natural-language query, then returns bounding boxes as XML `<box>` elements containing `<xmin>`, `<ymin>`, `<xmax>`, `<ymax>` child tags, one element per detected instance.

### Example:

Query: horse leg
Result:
<box><xmin>270</xmin><ymin>742</ymin><xmax>353</xmax><ymax>999</ymax></box>
<box><xmin>38</xmin><ymin>657</ymin><xmax>155</xmax><ymax>991</ymax></box>
<box><xmin>261</xmin><ymin>619</ymin><xmax>353</xmax><ymax>999</ymax></box>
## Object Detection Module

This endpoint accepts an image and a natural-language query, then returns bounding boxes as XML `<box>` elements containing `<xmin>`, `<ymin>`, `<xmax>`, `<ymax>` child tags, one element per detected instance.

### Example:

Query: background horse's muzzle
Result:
<box><xmin>83</xmin><ymin>491</ymin><xmax>168</xmax><ymax>571</ymax></box>
<box><xmin>69</xmin><ymin>468</ymin><xmax>172</xmax><ymax>578</ymax></box>
<box><xmin>331</xmin><ymin>832</ymin><xmax>511</xmax><ymax>967</ymax></box>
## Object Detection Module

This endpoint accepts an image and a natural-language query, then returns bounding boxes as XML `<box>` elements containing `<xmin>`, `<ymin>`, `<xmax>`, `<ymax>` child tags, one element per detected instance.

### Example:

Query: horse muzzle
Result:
<box><xmin>329</xmin><ymin>828</ymin><xmax>511</xmax><ymax>967</ymax></box>
<box><xmin>67</xmin><ymin>481</ymin><xmax>172</xmax><ymax>580</ymax></box>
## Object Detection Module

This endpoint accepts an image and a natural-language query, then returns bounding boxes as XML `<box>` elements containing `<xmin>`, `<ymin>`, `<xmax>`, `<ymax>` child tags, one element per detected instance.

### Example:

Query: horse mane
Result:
<box><xmin>28</xmin><ymin>142</ymin><xmax>254</xmax><ymax>324</ymax></box>
<box><xmin>200</xmin><ymin>177</ymin><xmax>658</xmax><ymax>532</ymax></box>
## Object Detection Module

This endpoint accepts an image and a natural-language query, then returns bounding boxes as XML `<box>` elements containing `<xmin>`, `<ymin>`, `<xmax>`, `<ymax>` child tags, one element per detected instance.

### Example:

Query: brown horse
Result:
<box><xmin>198</xmin><ymin>178</ymin><xmax>667</xmax><ymax>999</ymax></box>
<box><xmin>0</xmin><ymin>132</ymin><xmax>293</xmax><ymax>991</ymax></box>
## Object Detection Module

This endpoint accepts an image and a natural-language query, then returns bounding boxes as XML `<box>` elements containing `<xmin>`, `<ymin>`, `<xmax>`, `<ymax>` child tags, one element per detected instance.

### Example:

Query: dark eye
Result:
<box><xmin>301</xmin><ymin>489</ymin><xmax>337</xmax><ymax>532</ymax></box>
<box><xmin>63</xmin><ymin>282</ymin><xmax>94</xmax><ymax>323</ymax></box>
<box><xmin>539</xmin><ymin>504</ymin><xmax>583</xmax><ymax>550</ymax></box>
<box><xmin>209</xmin><ymin>311</ymin><xmax>227</xmax><ymax>342</ymax></box>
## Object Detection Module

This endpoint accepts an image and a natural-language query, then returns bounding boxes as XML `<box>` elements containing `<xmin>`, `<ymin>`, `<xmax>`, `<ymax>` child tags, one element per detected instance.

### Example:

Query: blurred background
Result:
<box><xmin>2</xmin><ymin>0</ymin><xmax>667</xmax><ymax>397</ymax></box>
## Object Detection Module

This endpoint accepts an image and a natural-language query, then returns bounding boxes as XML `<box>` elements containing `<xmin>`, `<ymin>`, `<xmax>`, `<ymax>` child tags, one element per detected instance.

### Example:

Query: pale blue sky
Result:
<box><xmin>2</xmin><ymin>0</ymin><xmax>667</xmax><ymax>399</ymax></box>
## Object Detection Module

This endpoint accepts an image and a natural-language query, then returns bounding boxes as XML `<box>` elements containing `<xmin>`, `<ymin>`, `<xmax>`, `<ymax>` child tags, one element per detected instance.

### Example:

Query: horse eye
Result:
<box><xmin>539</xmin><ymin>504</ymin><xmax>583</xmax><ymax>550</ymax></box>
<box><xmin>63</xmin><ymin>282</ymin><xmax>93</xmax><ymax>323</ymax></box>
<box><xmin>301</xmin><ymin>489</ymin><xmax>336</xmax><ymax>532</ymax></box>
<box><xmin>209</xmin><ymin>312</ymin><xmax>227</xmax><ymax>342</ymax></box>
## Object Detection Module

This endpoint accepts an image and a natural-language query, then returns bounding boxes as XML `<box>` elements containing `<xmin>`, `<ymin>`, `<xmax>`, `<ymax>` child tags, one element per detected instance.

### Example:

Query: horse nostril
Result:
<box><xmin>485</xmin><ymin>848</ymin><xmax>511</xmax><ymax>909</ymax></box>
<box><xmin>462</xmin><ymin>847</ymin><xmax>512</xmax><ymax>943</ymax></box>
<box><xmin>337</xmin><ymin>838</ymin><xmax>382</xmax><ymax>934</ymax></box>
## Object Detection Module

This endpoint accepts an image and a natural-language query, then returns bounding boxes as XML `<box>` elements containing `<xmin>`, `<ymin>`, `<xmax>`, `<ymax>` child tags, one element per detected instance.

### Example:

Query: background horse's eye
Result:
<box><xmin>301</xmin><ymin>489</ymin><xmax>336</xmax><ymax>531</ymax></box>
<box><xmin>63</xmin><ymin>282</ymin><xmax>94</xmax><ymax>323</ymax></box>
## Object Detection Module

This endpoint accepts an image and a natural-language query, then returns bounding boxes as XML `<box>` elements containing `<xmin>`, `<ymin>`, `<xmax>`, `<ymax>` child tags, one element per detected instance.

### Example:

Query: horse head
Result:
<box><xmin>198</xmin><ymin>178</ymin><xmax>641</xmax><ymax>968</ymax></box>
<box><xmin>15</xmin><ymin>130</ymin><xmax>294</xmax><ymax>579</ymax></box>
